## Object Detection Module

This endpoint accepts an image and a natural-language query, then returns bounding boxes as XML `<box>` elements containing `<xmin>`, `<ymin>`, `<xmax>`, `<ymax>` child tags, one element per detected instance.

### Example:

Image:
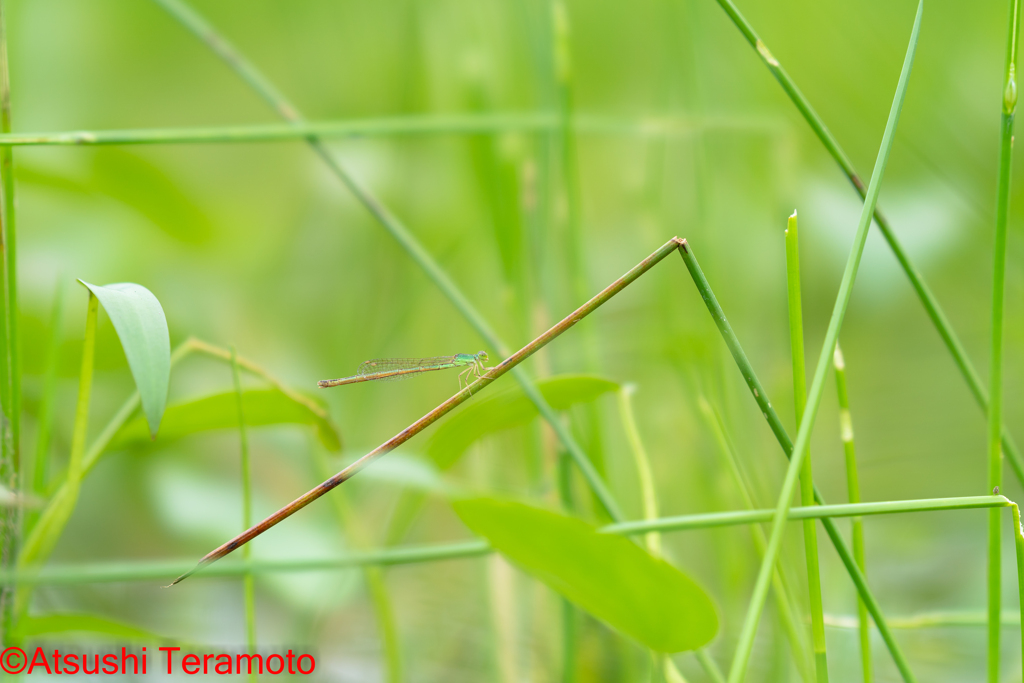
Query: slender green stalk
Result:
<box><xmin>988</xmin><ymin>0</ymin><xmax>1022</xmax><ymax>678</ymax></box>
<box><xmin>723</xmin><ymin>9</ymin><xmax>920</xmax><ymax>679</ymax></box>
<box><xmin>25</xmin><ymin>281</ymin><xmax>64</xmax><ymax>533</ymax></box>
<box><xmin>0</xmin><ymin>113</ymin><xmax>776</xmax><ymax>147</ymax></box>
<box><xmin>785</xmin><ymin>212</ymin><xmax>828</xmax><ymax>682</ymax></box>
<box><xmin>0</xmin><ymin>0</ymin><xmax>16</xmax><ymax>644</ymax></box>
<box><xmin>13</xmin><ymin>292</ymin><xmax>97</xmax><ymax>620</ymax></box>
<box><xmin>0</xmin><ymin>496</ymin><xmax>1011</xmax><ymax>586</ymax></box>
<box><xmin>679</xmin><ymin>243</ymin><xmax>912</xmax><ymax>679</ymax></box>
<box><xmin>1013</xmin><ymin>503</ymin><xmax>1024</xmax><ymax>677</ymax></box>
<box><xmin>698</xmin><ymin>396</ymin><xmax>813</xmax><ymax>683</ymax></box>
<box><xmin>151</xmin><ymin>0</ymin><xmax>623</xmax><ymax>528</ymax></box>
<box><xmin>825</xmin><ymin>611</ymin><xmax>1021</xmax><ymax>629</ymax></box>
<box><xmin>556</xmin><ymin>451</ymin><xmax>578</xmax><ymax>683</ymax></box>
<box><xmin>711</xmin><ymin>0</ymin><xmax>1024</xmax><ymax>487</ymax></box>
<box><xmin>230</xmin><ymin>348</ymin><xmax>257</xmax><ymax>683</ymax></box>
<box><xmin>0</xmin><ymin>0</ymin><xmax>16</xmax><ymax>466</ymax></box>
<box><xmin>833</xmin><ymin>344</ymin><xmax>870</xmax><ymax>682</ymax></box>
<box><xmin>618</xmin><ymin>385</ymin><xmax>691</xmax><ymax>683</ymax></box>
<box><xmin>695</xmin><ymin>649</ymin><xmax>726</xmax><ymax>683</ymax></box>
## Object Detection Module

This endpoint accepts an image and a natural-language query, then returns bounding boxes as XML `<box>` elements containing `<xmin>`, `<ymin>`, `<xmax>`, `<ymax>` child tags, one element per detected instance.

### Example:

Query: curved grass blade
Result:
<box><xmin>79</xmin><ymin>281</ymin><xmax>169</xmax><ymax>438</ymax></box>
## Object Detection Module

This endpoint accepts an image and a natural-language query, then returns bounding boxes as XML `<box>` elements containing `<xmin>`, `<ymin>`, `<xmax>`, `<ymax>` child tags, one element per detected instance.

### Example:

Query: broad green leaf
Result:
<box><xmin>428</xmin><ymin>374</ymin><xmax>619</xmax><ymax>469</ymax></box>
<box><xmin>109</xmin><ymin>388</ymin><xmax>342</xmax><ymax>451</ymax></box>
<box><xmin>16</xmin><ymin>613</ymin><xmax>173</xmax><ymax>642</ymax></box>
<box><xmin>80</xmin><ymin>281</ymin><xmax>170</xmax><ymax>438</ymax></box>
<box><xmin>454</xmin><ymin>498</ymin><xmax>718</xmax><ymax>653</ymax></box>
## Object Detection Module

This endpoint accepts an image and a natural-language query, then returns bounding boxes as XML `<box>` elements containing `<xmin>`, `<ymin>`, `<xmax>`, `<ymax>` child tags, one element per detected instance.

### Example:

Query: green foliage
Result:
<box><xmin>453</xmin><ymin>497</ymin><xmax>718</xmax><ymax>653</ymax></box>
<box><xmin>109</xmin><ymin>388</ymin><xmax>341</xmax><ymax>452</ymax></box>
<box><xmin>79</xmin><ymin>281</ymin><xmax>170</xmax><ymax>438</ymax></box>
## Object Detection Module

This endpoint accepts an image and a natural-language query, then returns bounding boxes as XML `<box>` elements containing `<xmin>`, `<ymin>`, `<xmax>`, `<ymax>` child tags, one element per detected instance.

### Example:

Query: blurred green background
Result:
<box><xmin>7</xmin><ymin>0</ymin><xmax>1024</xmax><ymax>680</ymax></box>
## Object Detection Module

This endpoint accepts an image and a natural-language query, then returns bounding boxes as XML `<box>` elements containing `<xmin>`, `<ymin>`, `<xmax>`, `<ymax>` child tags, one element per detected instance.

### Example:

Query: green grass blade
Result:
<box><xmin>711</xmin><ymin>0</ymin><xmax>1024</xmax><ymax>488</ymax></box>
<box><xmin>785</xmin><ymin>213</ymin><xmax>829</xmax><ymax>682</ymax></box>
<box><xmin>727</xmin><ymin>4</ymin><xmax>922</xmax><ymax>678</ymax></box>
<box><xmin>1012</xmin><ymin>503</ymin><xmax>1024</xmax><ymax>678</ymax></box>
<box><xmin>78</xmin><ymin>281</ymin><xmax>170</xmax><ymax>438</ymax></box>
<box><xmin>833</xmin><ymin>345</ymin><xmax>870</xmax><ymax>683</ymax></box>
<box><xmin>988</xmin><ymin>0</ymin><xmax>1023</xmax><ymax>678</ymax></box>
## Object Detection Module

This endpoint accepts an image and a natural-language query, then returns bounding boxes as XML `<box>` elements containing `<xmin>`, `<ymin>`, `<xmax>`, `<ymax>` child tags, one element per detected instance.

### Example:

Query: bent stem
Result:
<box><xmin>833</xmin><ymin>344</ymin><xmax>870</xmax><ymax>682</ymax></box>
<box><xmin>785</xmin><ymin>213</ymin><xmax>828</xmax><ymax>682</ymax></box>
<box><xmin>171</xmin><ymin>238</ymin><xmax>685</xmax><ymax>583</ymax></box>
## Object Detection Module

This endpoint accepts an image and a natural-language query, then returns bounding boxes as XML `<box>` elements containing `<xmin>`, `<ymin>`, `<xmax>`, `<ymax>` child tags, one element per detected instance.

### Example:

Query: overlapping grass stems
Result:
<box><xmin>0</xmin><ymin>0</ymin><xmax>1018</xmax><ymax>681</ymax></box>
<box><xmin>784</xmin><ymin>214</ymin><xmax>827</xmax><ymax>682</ymax></box>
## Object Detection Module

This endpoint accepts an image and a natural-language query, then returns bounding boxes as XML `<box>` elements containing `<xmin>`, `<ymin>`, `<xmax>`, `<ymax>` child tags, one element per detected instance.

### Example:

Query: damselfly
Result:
<box><xmin>318</xmin><ymin>351</ymin><xmax>489</xmax><ymax>389</ymax></box>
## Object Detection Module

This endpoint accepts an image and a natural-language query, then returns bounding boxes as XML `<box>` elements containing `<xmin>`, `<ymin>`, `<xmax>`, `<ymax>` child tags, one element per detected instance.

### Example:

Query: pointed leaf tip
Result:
<box><xmin>79</xmin><ymin>280</ymin><xmax>170</xmax><ymax>438</ymax></box>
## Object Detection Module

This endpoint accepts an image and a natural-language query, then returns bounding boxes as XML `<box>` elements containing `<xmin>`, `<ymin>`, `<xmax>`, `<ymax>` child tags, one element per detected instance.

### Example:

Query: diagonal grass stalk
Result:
<box><xmin>723</xmin><ymin>5</ymin><xmax>920</xmax><ymax>679</ymax></box>
<box><xmin>711</xmin><ymin>0</ymin><xmax>1024</xmax><ymax>487</ymax></box>
<box><xmin>698</xmin><ymin>396</ymin><xmax>813</xmax><ymax>683</ymax></box>
<box><xmin>679</xmin><ymin>243</ymin><xmax>912</xmax><ymax>678</ymax></box>
<box><xmin>988</xmin><ymin>0</ymin><xmax>1022</xmax><ymax>677</ymax></box>
<box><xmin>785</xmin><ymin>212</ymin><xmax>828</xmax><ymax>682</ymax></box>
<box><xmin>0</xmin><ymin>495</ymin><xmax>1014</xmax><ymax>586</ymax></box>
<box><xmin>151</xmin><ymin>0</ymin><xmax>624</xmax><ymax>525</ymax></box>
<box><xmin>171</xmin><ymin>238</ymin><xmax>684</xmax><ymax>582</ymax></box>
<box><xmin>230</xmin><ymin>348</ymin><xmax>257</xmax><ymax>683</ymax></box>
<box><xmin>833</xmin><ymin>344</ymin><xmax>870</xmax><ymax>682</ymax></box>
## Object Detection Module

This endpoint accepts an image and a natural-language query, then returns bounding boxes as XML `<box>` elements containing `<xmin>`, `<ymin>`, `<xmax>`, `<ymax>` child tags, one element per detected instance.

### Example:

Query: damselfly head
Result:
<box><xmin>476</xmin><ymin>350</ymin><xmax>488</xmax><ymax>362</ymax></box>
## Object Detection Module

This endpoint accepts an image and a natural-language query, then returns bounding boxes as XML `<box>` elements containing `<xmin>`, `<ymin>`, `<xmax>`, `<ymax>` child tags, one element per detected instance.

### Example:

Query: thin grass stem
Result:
<box><xmin>0</xmin><ymin>495</ymin><xmax>1011</xmax><ymax>586</ymax></box>
<box><xmin>0</xmin><ymin>113</ymin><xmax>778</xmax><ymax>147</ymax></box>
<box><xmin>711</xmin><ymin>0</ymin><xmax>1024</xmax><ymax>488</ymax></box>
<box><xmin>618</xmin><ymin>385</ymin><xmax>692</xmax><ymax>683</ymax></box>
<box><xmin>230</xmin><ymin>348</ymin><xmax>257</xmax><ymax>683</ymax></box>
<box><xmin>988</xmin><ymin>0</ymin><xmax>1022</xmax><ymax>678</ymax></box>
<box><xmin>785</xmin><ymin>212</ymin><xmax>828</xmax><ymax>682</ymax></box>
<box><xmin>832</xmin><ymin>344</ymin><xmax>870</xmax><ymax>682</ymax></box>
